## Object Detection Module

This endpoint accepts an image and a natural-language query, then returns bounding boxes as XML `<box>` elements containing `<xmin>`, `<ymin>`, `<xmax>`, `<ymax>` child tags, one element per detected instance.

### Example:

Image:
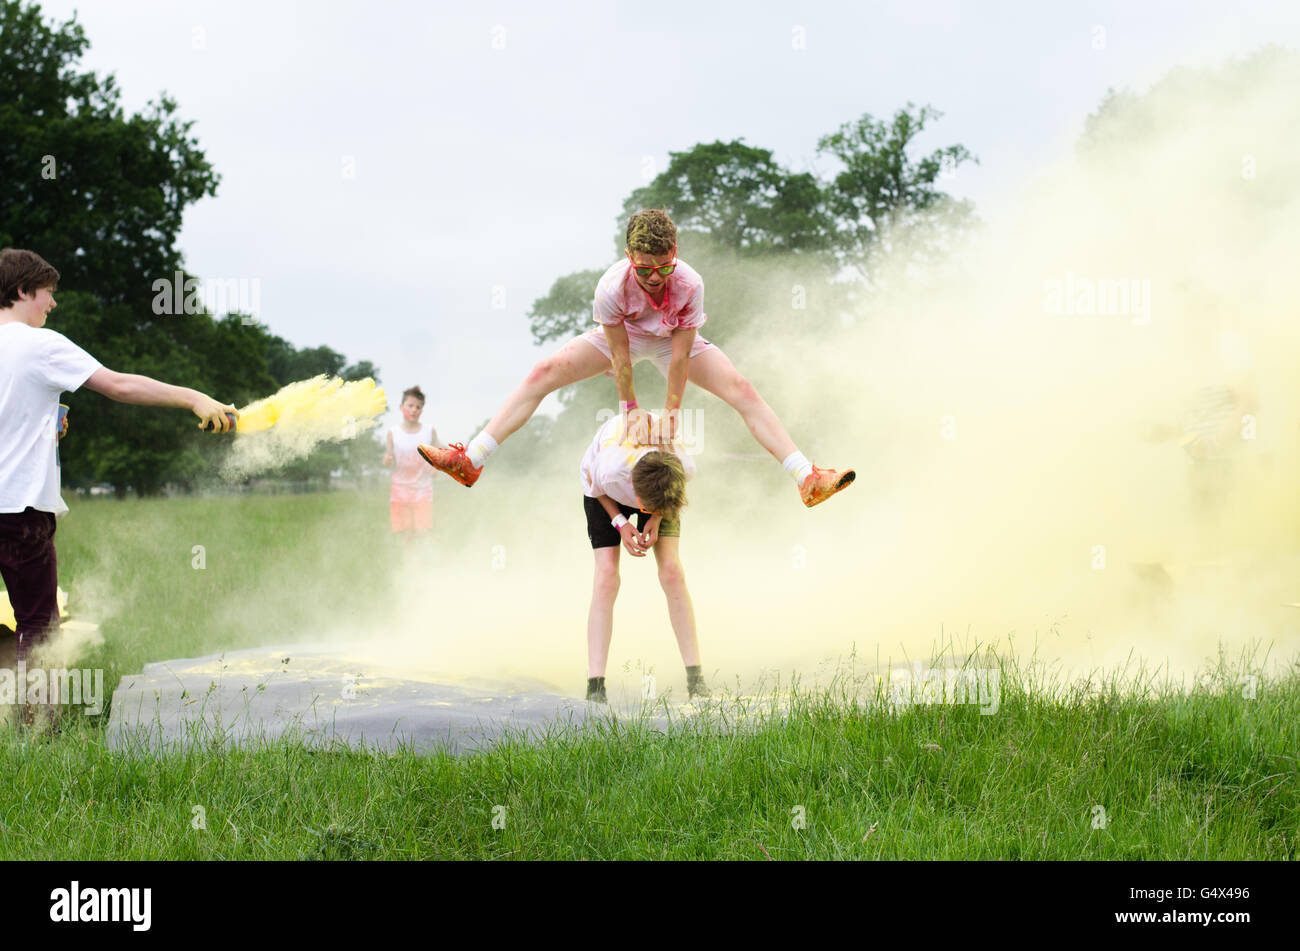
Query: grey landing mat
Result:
<box><xmin>106</xmin><ymin>643</ymin><xmax>792</xmax><ymax>757</ymax></box>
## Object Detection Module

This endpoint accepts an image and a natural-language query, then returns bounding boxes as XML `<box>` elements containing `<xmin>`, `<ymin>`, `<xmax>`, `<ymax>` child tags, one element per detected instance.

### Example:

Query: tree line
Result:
<box><xmin>0</xmin><ymin>1</ymin><xmax>380</xmax><ymax>496</ymax></box>
<box><xmin>7</xmin><ymin>0</ymin><xmax>1287</xmax><ymax>489</ymax></box>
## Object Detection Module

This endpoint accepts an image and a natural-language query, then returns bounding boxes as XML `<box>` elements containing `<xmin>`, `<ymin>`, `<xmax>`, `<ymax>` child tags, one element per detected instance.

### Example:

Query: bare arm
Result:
<box><xmin>660</xmin><ymin>327</ymin><xmax>695</xmax><ymax>441</ymax></box>
<box><xmin>601</xmin><ymin>322</ymin><xmax>636</xmax><ymax>404</ymax></box>
<box><xmin>83</xmin><ymin>368</ymin><xmax>235</xmax><ymax>432</ymax></box>
<box><xmin>665</xmin><ymin>327</ymin><xmax>694</xmax><ymax>410</ymax></box>
<box><xmin>639</xmin><ymin>513</ymin><xmax>663</xmax><ymax>549</ymax></box>
<box><xmin>594</xmin><ymin>494</ymin><xmax>624</xmax><ymax>521</ymax></box>
<box><xmin>383</xmin><ymin>429</ymin><xmax>395</xmax><ymax>466</ymax></box>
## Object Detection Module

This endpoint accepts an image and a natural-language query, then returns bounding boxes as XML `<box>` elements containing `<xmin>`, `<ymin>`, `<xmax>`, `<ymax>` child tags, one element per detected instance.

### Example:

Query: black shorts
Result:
<box><xmin>583</xmin><ymin>496</ymin><xmax>680</xmax><ymax>549</ymax></box>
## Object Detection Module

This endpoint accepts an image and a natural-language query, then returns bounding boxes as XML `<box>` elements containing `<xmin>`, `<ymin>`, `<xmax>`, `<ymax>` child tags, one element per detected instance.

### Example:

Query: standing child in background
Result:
<box><xmin>383</xmin><ymin>386</ymin><xmax>439</xmax><ymax>539</ymax></box>
<box><xmin>580</xmin><ymin>412</ymin><xmax>709</xmax><ymax>703</ymax></box>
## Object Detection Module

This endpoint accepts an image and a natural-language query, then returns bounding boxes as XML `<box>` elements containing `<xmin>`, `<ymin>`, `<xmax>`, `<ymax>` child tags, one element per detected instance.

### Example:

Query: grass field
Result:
<box><xmin>1</xmin><ymin>492</ymin><xmax>1297</xmax><ymax>860</ymax></box>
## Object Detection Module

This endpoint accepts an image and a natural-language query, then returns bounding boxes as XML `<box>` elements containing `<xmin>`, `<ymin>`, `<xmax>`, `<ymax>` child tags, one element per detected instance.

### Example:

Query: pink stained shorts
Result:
<box><xmin>579</xmin><ymin>326</ymin><xmax>717</xmax><ymax>378</ymax></box>
<box><xmin>390</xmin><ymin>499</ymin><xmax>432</xmax><ymax>533</ymax></box>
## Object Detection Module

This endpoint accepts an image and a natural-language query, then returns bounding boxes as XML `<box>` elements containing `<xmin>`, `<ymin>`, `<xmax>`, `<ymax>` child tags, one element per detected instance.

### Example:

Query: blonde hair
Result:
<box><xmin>626</xmin><ymin>209</ymin><xmax>678</xmax><ymax>256</ymax></box>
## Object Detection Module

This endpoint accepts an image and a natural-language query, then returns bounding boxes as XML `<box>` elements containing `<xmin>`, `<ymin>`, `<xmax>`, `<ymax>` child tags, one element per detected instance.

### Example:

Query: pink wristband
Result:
<box><xmin>620</xmin><ymin>400</ymin><xmax>637</xmax><ymax>412</ymax></box>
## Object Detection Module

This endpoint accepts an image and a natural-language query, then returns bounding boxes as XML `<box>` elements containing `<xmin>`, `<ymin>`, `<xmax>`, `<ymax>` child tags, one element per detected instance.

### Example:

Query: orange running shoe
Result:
<box><xmin>799</xmin><ymin>465</ymin><xmax>855</xmax><ymax>508</ymax></box>
<box><xmin>418</xmin><ymin>442</ymin><xmax>482</xmax><ymax>487</ymax></box>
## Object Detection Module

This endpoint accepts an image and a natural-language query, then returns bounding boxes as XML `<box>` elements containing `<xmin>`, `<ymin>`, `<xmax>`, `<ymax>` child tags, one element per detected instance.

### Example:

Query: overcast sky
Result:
<box><xmin>30</xmin><ymin>0</ymin><xmax>1300</xmax><ymax>437</ymax></box>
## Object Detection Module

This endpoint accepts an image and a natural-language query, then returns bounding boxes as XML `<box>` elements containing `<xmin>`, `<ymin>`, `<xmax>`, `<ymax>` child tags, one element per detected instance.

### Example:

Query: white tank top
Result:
<box><xmin>390</xmin><ymin>423</ymin><xmax>435</xmax><ymax>501</ymax></box>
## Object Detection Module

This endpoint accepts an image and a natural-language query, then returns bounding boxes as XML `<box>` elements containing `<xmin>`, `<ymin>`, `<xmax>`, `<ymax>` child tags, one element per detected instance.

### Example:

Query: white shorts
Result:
<box><xmin>579</xmin><ymin>326</ymin><xmax>717</xmax><ymax>378</ymax></box>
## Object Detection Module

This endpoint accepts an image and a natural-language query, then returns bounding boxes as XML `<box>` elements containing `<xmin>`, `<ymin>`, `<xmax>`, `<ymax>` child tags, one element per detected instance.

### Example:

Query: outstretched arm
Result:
<box><xmin>83</xmin><ymin>368</ymin><xmax>236</xmax><ymax>433</ymax></box>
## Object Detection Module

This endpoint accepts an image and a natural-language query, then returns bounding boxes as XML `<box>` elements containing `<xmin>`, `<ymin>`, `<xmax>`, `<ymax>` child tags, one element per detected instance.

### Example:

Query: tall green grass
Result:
<box><xmin>0</xmin><ymin>493</ymin><xmax>1296</xmax><ymax>859</ymax></box>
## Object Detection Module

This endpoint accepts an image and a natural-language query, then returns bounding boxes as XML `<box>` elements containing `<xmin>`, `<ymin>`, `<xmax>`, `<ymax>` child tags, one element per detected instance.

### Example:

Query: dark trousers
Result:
<box><xmin>0</xmin><ymin>507</ymin><xmax>60</xmax><ymax>664</ymax></box>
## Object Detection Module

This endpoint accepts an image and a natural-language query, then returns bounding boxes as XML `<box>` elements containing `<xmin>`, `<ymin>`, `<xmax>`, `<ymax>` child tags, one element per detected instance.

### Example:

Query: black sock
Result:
<box><xmin>686</xmin><ymin>665</ymin><xmax>703</xmax><ymax>679</ymax></box>
<box><xmin>587</xmin><ymin>676</ymin><xmax>606</xmax><ymax>690</ymax></box>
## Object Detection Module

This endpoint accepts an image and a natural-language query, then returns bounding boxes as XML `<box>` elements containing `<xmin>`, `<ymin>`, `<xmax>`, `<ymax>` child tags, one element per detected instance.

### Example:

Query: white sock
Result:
<box><xmin>781</xmin><ymin>450</ymin><xmax>814</xmax><ymax>484</ymax></box>
<box><xmin>466</xmin><ymin>431</ymin><xmax>498</xmax><ymax>469</ymax></box>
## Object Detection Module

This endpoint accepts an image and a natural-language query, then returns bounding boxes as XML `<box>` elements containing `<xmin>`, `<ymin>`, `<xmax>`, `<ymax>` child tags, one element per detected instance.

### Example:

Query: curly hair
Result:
<box><xmin>625</xmin><ymin>209</ymin><xmax>678</xmax><ymax>256</ymax></box>
<box><xmin>631</xmin><ymin>450</ymin><xmax>688</xmax><ymax>522</ymax></box>
<box><xmin>0</xmin><ymin>248</ymin><xmax>59</xmax><ymax>309</ymax></box>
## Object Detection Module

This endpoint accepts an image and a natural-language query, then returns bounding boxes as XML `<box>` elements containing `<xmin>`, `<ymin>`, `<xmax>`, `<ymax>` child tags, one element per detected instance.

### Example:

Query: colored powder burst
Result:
<box><xmin>219</xmin><ymin>375</ymin><xmax>388</xmax><ymax>480</ymax></box>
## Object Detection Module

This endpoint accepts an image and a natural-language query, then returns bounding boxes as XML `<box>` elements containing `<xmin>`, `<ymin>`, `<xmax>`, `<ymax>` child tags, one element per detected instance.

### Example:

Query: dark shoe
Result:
<box><xmin>586</xmin><ymin>683</ymin><xmax>607</xmax><ymax>703</ymax></box>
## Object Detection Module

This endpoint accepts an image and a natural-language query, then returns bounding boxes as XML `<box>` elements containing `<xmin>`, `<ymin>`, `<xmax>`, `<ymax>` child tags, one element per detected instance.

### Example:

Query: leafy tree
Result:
<box><xmin>1</xmin><ymin>1</ymin><xmax>218</xmax><ymax>493</ymax></box>
<box><xmin>266</xmin><ymin>339</ymin><xmax>344</xmax><ymax>385</ymax></box>
<box><xmin>1</xmin><ymin>1</ymin><xmax>380</xmax><ymax>495</ymax></box>
<box><xmin>508</xmin><ymin>104</ymin><xmax>975</xmax><ymax>465</ymax></box>
<box><xmin>816</xmin><ymin>102</ymin><xmax>978</xmax><ymax>283</ymax></box>
<box><xmin>528</xmin><ymin>269</ymin><xmax>606</xmax><ymax>346</ymax></box>
<box><xmin>0</xmin><ymin>2</ymin><xmax>219</xmax><ymax>313</ymax></box>
<box><xmin>341</xmin><ymin>360</ymin><xmax>378</xmax><ymax>383</ymax></box>
<box><xmin>619</xmin><ymin>139</ymin><xmax>835</xmax><ymax>257</ymax></box>
<box><xmin>527</xmin><ymin>141</ymin><xmax>843</xmax><ymax>347</ymax></box>
<box><xmin>527</xmin><ymin>113</ymin><xmax>975</xmax><ymax>346</ymax></box>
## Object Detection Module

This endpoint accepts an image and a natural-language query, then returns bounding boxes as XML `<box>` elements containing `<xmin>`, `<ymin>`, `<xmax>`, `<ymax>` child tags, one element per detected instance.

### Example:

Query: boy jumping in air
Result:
<box><xmin>420</xmin><ymin>209</ymin><xmax>855</xmax><ymax>508</ymax></box>
<box><xmin>580</xmin><ymin>411</ymin><xmax>707</xmax><ymax>703</ymax></box>
<box><xmin>0</xmin><ymin>249</ymin><xmax>235</xmax><ymax>726</ymax></box>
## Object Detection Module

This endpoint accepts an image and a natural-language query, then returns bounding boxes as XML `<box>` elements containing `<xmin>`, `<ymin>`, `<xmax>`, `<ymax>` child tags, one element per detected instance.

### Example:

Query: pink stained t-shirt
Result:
<box><xmin>579</xmin><ymin>414</ymin><xmax>696</xmax><ymax>509</ymax></box>
<box><xmin>390</xmin><ymin>422</ymin><xmax>436</xmax><ymax>503</ymax></box>
<box><xmin>592</xmin><ymin>257</ymin><xmax>706</xmax><ymax>338</ymax></box>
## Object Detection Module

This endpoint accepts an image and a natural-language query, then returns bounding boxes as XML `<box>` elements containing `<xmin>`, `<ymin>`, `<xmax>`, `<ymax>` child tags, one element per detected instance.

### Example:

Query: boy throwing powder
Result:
<box><xmin>580</xmin><ymin>412</ymin><xmax>708</xmax><ymax>703</ymax></box>
<box><xmin>0</xmin><ymin>249</ymin><xmax>234</xmax><ymax>727</ymax></box>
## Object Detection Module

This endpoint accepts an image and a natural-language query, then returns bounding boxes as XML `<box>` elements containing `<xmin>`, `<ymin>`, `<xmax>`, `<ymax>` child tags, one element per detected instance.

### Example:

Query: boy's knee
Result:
<box><xmin>594</xmin><ymin>566</ymin><xmax>620</xmax><ymax>597</ymax></box>
<box><xmin>657</xmin><ymin>560</ymin><xmax>685</xmax><ymax>589</ymax></box>
<box><xmin>726</xmin><ymin>372</ymin><xmax>760</xmax><ymax>408</ymax></box>
<box><xmin>524</xmin><ymin>357</ymin><xmax>557</xmax><ymax>390</ymax></box>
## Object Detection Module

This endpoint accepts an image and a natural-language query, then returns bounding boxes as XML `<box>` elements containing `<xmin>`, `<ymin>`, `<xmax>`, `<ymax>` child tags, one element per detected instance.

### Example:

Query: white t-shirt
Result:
<box><xmin>0</xmin><ymin>322</ymin><xmax>102</xmax><ymax>517</ymax></box>
<box><xmin>579</xmin><ymin>414</ymin><xmax>696</xmax><ymax>508</ymax></box>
